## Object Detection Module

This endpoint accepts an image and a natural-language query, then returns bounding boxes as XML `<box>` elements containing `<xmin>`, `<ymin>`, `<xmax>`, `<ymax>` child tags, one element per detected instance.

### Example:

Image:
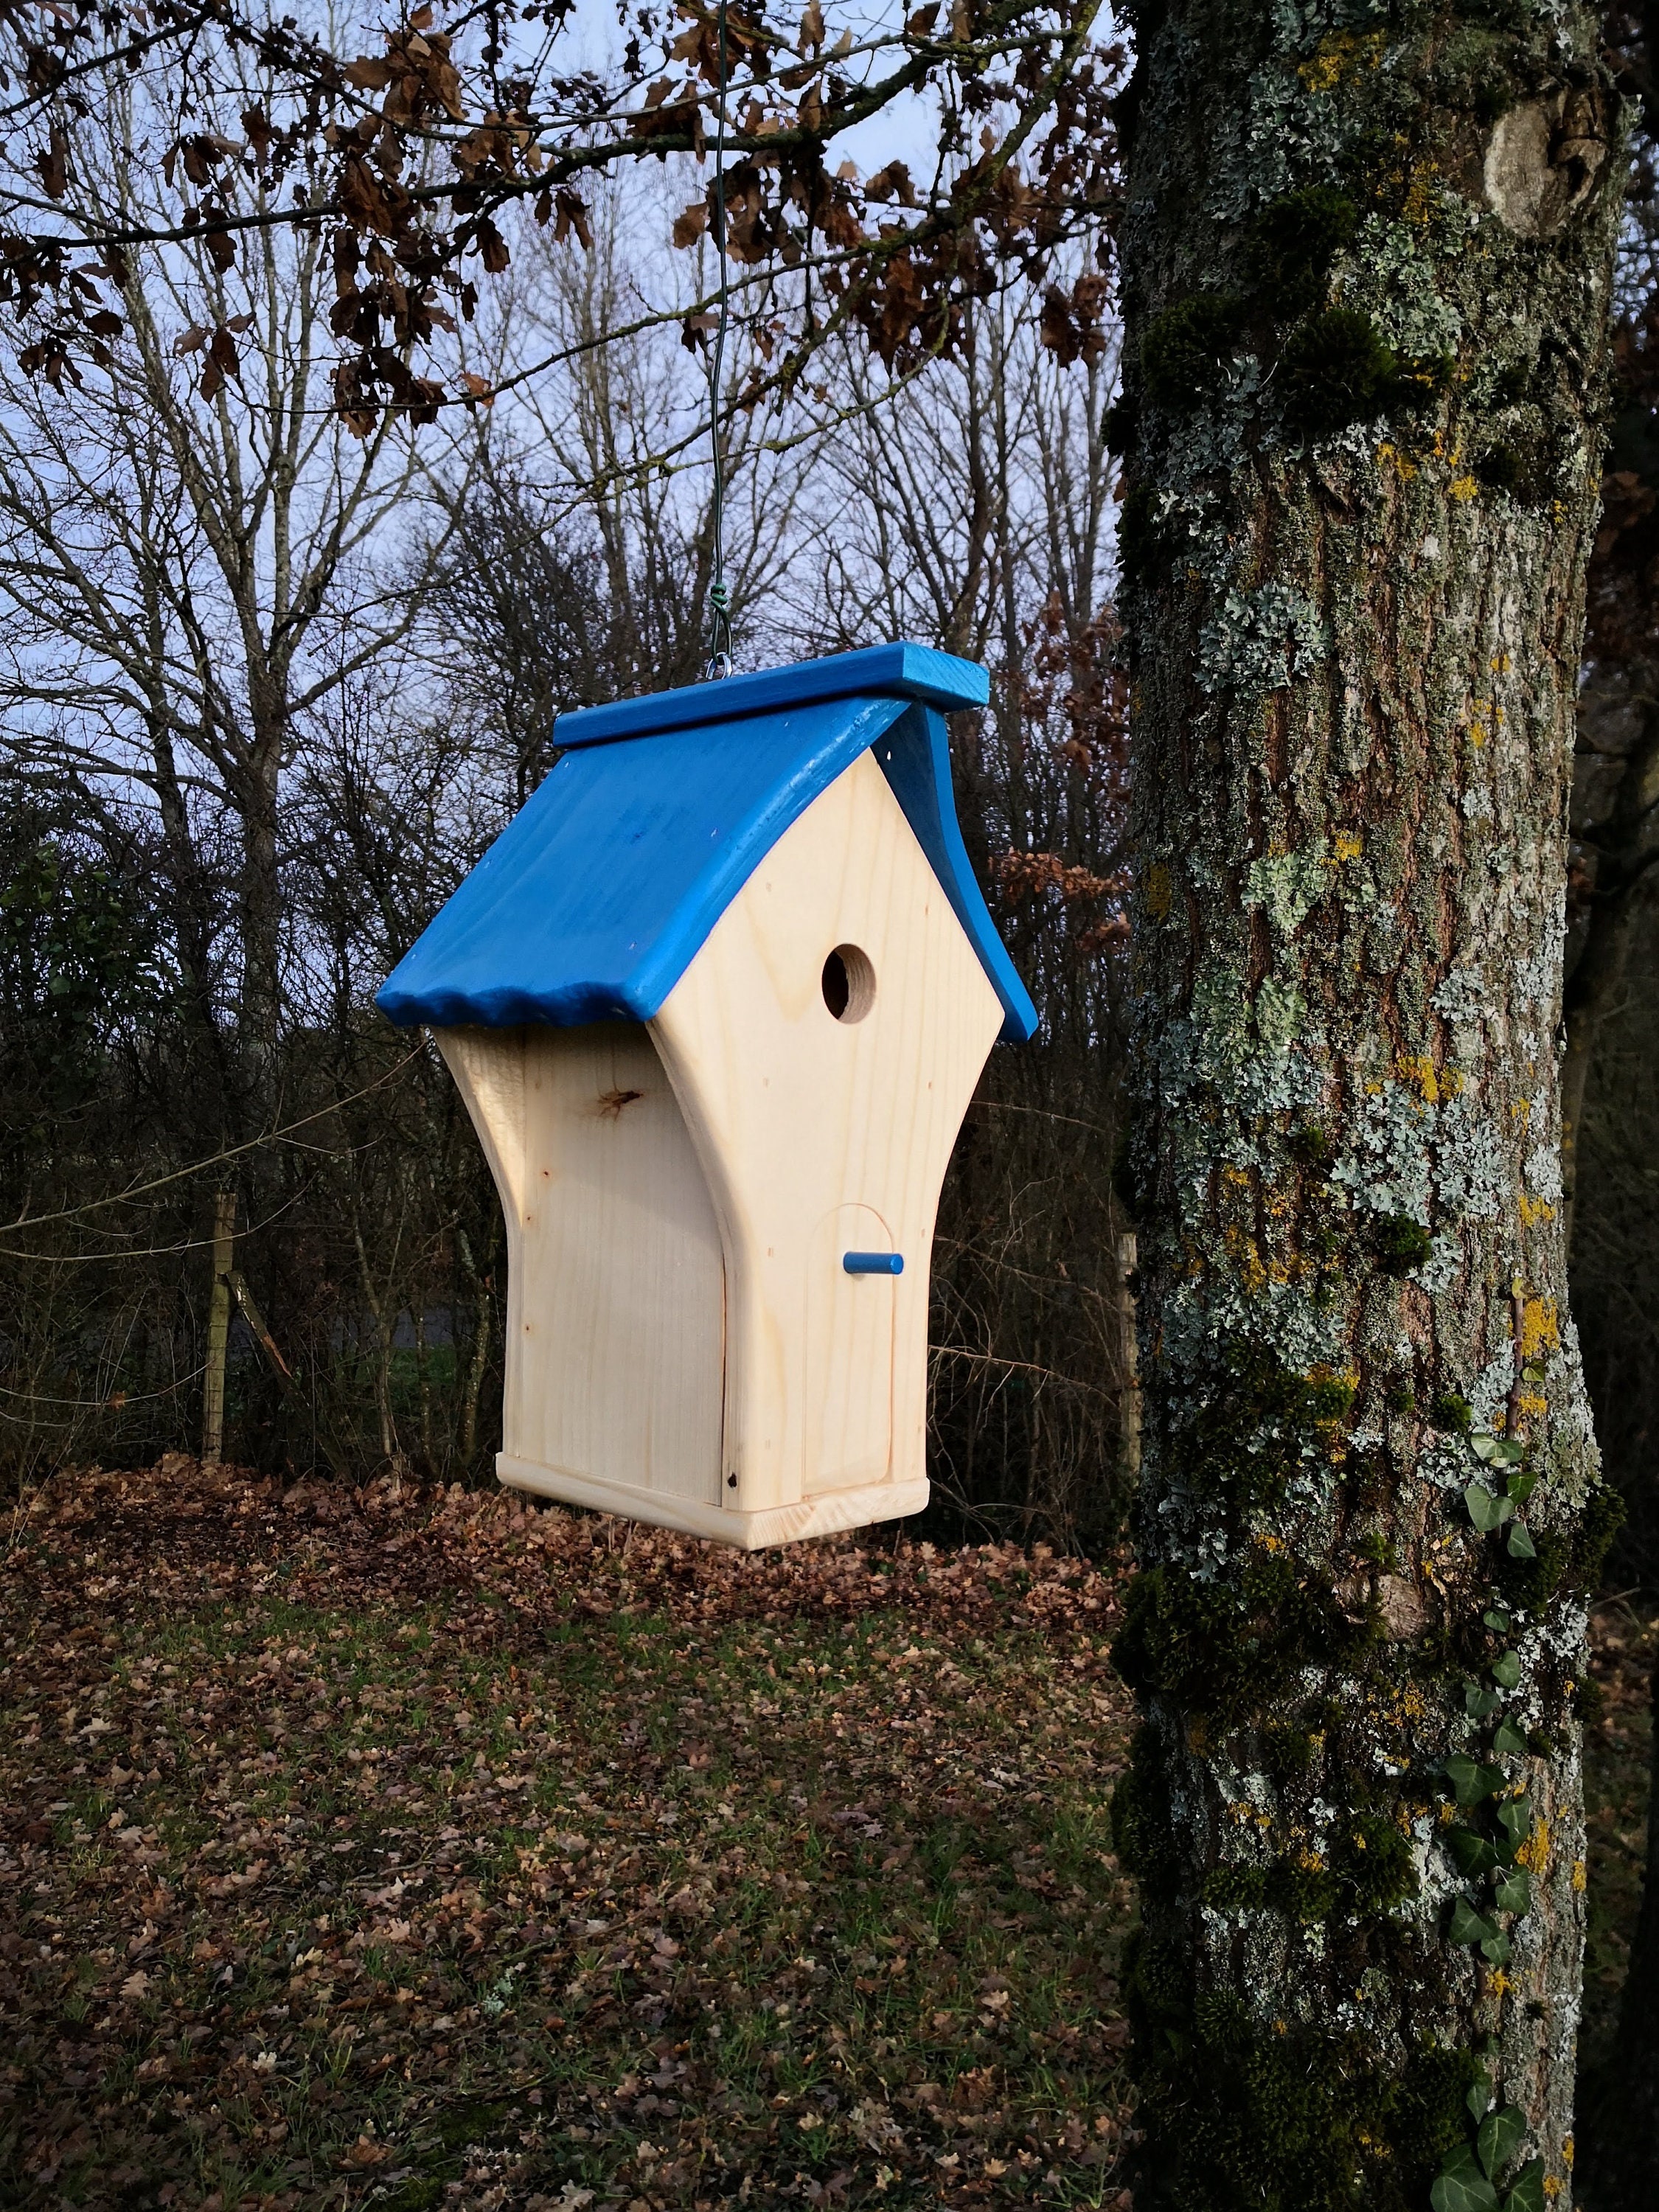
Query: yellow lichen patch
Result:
<box><xmin>1565</xmin><ymin>2137</ymin><xmax>1575</xmax><ymax>2169</ymax></box>
<box><xmin>1450</xmin><ymin>473</ymin><xmax>1479</xmax><ymax>501</ymax></box>
<box><xmin>1544</xmin><ymin>2177</ymin><xmax>1562</xmax><ymax>2199</ymax></box>
<box><xmin>1488</xmin><ymin>1968</ymin><xmax>1514</xmax><ymax>2000</ymax></box>
<box><xmin>1397</xmin><ymin>1054</ymin><xmax>1442</xmax><ymax>1103</ymax></box>
<box><xmin>1491</xmin><ymin>653</ymin><xmax>1512</xmax><ymax>675</ymax></box>
<box><xmin>1147</xmin><ymin>863</ymin><xmax>1172</xmax><ymax>919</ymax></box>
<box><xmin>1521</xmin><ymin>1298</ymin><xmax>1561</xmax><ymax>1360</ymax></box>
<box><xmin>1332</xmin><ymin>830</ymin><xmax>1365</xmax><ymax>861</ymax></box>
<box><xmin>1512</xmin><ymin>1097</ymin><xmax>1533</xmax><ymax>1127</ymax></box>
<box><xmin>1298</xmin><ymin>27</ymin><xmax>1386</xmax><ymax>91</ymax></box>
<box><xmin>1519</xmin><ymin>1193</ymin><xmax>1556</xmax><ymax>1227</ymax></box>
<box><xmin>1468</xmin><ymin>719</ymin><xmax>1486</xmax><ymax>748</ymax></box>
<box><xmin>1402</xmin><ymin>166</ymin><xmax>1440</xmax><ymax>224</ymax></box>
<box><xmin>1514</xmin><ymin>1818</ymin><xmax>1551</xmax><ymax>1875</ymax></box>
<box><xmin>1366</xmin><ymin>1678</ymin><xmax>1428</xmax><ymax>1739</ymax></box>
<box><xmin>1573</xmin><ymin>1859</ymin><xmax>1587</xmax><ymax>1893</ymax></box>
<box><xmin>1517</xmin><ymin>1393</ymin><xmax>1548</xmax><ymax>1419</ymax></box>
<box><xmin>1307</xmin><ymin>1361</ymin><xmax>1357</xmax><ymax>1389</ymax></box>
<box><xmin>1376</xmin><ymin>439</ymin><xmax>1419</xmax><ymax>481</ymax></box>
<box><xmin>1256</xmin><ymin>1532</ymin><xmax>1286</xmax><ymax>1554</ymax></box>
<box><xmin>1223</xmin><ymin>1228</ymin><xmax>1269</xmax><ymax>1296</ymax></box>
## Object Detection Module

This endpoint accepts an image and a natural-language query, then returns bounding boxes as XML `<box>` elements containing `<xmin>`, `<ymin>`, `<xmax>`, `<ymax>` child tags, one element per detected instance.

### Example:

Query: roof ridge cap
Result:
<box><xmin>554</xmin><ymin>641</ymin><xmax>988</xmax><ymax>751</ymax></box>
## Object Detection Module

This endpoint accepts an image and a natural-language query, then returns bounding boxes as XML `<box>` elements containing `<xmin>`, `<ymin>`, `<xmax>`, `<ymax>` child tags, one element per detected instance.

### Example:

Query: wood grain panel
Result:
<box><xmin>650</xmin><ymin>746</ymin><xmax>1005</xmax><ymax>1521</ymax></box>
<box><xmin>805</xmin><ymin>1204</ymin><xmax>894</xmax><ymax>1492</ymax></box>
<box><xmin>439</xmin><ymin>1021</ymin><xmax>724</xmax><ymax>1507</ymax></box>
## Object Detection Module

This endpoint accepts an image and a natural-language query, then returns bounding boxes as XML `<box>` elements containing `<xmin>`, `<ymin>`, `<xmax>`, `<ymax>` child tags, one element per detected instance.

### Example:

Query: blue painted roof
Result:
<box><xmin>376</xmin><ymin>644</ymin><xmax>1039</xmax><ymax>1044</ymax></box>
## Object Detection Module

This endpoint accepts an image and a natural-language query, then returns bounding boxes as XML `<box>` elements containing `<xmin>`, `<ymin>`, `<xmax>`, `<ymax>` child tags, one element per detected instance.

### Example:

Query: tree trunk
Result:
<box><xmin>1112</xmin><ymin>9</ymin><xmax>1624</xmax><ymax>2206</ymax></box>
<box><xmin>456</xmin><ymin>1218</ymin><xmax>498</xmax><ymax>1472</ymax></box>
<box><xmin>1115</xmin><ymin>1229</ymin><xmax>1141</xmax><ymax>1485</ymax></box>
<box><xmin>148</xmin><ymin>713</ymin><xmax>217</xmax><ymax>1026</ymax></box>
<box><xmin>237</xmin><ymin>723</ymin><xmax>284</xmax><ymax>1053</ymax></box>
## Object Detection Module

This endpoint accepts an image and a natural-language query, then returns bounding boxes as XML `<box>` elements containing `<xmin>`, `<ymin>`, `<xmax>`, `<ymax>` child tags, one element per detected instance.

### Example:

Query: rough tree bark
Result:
<box><xmin>1111</xmin><ymin>7</ymin><xmax>1624</xmax><ymax>2208</ymax></box>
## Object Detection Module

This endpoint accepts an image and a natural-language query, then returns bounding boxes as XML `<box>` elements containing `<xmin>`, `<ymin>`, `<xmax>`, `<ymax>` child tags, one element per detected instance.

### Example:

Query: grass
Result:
<box><xmin>0</xmin><ymin>1464</ymin><xmax>1135</xmax><ymax>2211</ymax></box>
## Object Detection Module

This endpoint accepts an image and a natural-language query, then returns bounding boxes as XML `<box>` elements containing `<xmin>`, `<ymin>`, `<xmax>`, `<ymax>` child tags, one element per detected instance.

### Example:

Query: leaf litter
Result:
<box><xmin>0</xmin><ymin>1460</ymin><xmax>1141</xmax><ymax>2211</ymax></box>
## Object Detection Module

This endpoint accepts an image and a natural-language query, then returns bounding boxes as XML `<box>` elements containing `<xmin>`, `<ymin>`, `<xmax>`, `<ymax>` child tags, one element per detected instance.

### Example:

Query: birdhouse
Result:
<box><xmin>378</xmin><ymin>643</ymin><xmax>1037</xmax><ymax>1548</ymax></box>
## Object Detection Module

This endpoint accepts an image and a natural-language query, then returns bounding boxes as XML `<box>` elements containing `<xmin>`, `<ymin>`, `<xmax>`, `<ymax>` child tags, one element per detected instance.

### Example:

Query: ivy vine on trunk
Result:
<box><xmin>1112</xmin><ymin>5</ymin><xmax>1624</xmax><ymax>2208</ymax></box>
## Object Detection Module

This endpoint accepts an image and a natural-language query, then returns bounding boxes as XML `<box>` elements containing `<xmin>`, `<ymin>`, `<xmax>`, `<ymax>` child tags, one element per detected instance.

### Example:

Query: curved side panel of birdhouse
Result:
<box><xmin>437</xmin><ymin>1023</ymin><xmax>726</xmax><ymax>1524</ymax></box>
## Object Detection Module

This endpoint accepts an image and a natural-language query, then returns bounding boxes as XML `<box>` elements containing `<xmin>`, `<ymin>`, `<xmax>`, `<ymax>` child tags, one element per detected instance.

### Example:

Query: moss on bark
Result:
<box><xmin>1115</xmin><ymin>3</ymin><xmax>1623</xmax><ymax>2205</ymax></box>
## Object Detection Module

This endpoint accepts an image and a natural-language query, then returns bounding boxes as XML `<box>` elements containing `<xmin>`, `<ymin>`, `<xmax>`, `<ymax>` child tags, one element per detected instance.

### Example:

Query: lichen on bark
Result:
<box><xmin>1112</xmin><ymin>5</ymin><xmax>1624</xmax><ymax>2208</ymax></box>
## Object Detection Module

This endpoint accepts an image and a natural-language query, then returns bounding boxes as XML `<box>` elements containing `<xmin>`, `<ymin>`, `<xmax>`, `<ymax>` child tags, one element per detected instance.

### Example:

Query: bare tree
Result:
<box><xmin>0</xmin><ymin>85</ymin><xmax>477</xmax><ymax>1060</ymax></box>
<box><xmin>495</xmin><ymin>187</ymin><xmax>818</xmax><ymax>690</ymax></box>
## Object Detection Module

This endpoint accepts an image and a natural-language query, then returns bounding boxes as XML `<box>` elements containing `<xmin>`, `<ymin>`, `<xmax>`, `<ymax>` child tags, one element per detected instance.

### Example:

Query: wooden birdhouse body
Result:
<box><xmin>380</xmin><ymin>645</ymin><xmax>1037</xmax><ymax>1548</ymax></box>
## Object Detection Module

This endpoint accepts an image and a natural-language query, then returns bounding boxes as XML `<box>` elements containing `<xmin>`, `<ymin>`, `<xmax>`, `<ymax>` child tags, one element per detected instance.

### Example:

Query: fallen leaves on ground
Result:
<box><xmin>0</xmin><ymin>1461</ymin><xmax>1138</xmax><ymax>2211</ymax></box>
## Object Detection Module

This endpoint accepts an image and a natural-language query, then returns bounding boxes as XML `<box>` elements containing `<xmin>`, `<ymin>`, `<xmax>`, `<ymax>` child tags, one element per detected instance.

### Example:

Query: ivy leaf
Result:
<box><xmin>1450</xmin><ymin>1896</ymin><xmax>1497</xmax><ymax>1947</ymax></box>
<box><xmin>1492</xmin><ymin>1652</ymin><xmax>1523</xmax><ymax>1690</ymax></box>
<box><xmin>1484</xmin><ymin>1607</ymin><xmax>1512</xmax><ymax>1632</ymax></box>
<box><xmin>1479</xmin><ymin>1926</ymin><xmax>1512</xmax><ymax>1964</ymax></box>
<box><xmin>1472</xmin><ymin>1433</ymin><xmax>1524</xmax><ymax>1468</ymax></box>
<box><xmin>1446</xmin><ymin>1826</ymin><xmax>1500</xmax><ymax>1877</ymax></box>
<box><xmin>1495</xmin><ymin>1798</ymin><xmax>1531</xmax><ymax>1857</ymax></box>
<box><xmin>1467</xmin><ymin>2076</ymin><xmax>1494</xmax><ymax>2122</ymax></box>
<box><xmin>1465</xmin><ymin>1481</ymin><xmax>1514</xmax><ymax>1530</ymax></box>
<box><xmin>1432</xmin><ymin>2141</ymin><xmax>1500</xmax><ymax>2212</ymax></box>
<box><xmin>1477</xmin><ymin>2106</ymin><xmax>1527</xmax><ymax>2181</ymax></box>
<box><xmin>1506</xmin><ymin>1523</ymin><xmax>1537</xmax><ymax>1559</ymax></box>
<box><xmin>1506</xmin><ymin>1468</ymin><xmax>1537</xmax><ymax>1506</ymax></box>
<box><xmin>1500</xmin><ymin>2158</ymin><xmax>1545</xmax><ymax>2212</ymax></box>
<box><xmin>1492</xmin><ymin>1719</ymin><xmax>1528</xmax><ymax>1757</ymax></box>
<box><xmin>1466</xmin><ymin>1683</ymin><xmax>1503</xmax><ymax>1719</ymax></box>
<box><xmin>1520</xmin><ymin>1361</ymin><xmax>1546</xmax><ymax>1384</ymax></box>
<box><xmin>1445</xmin><ymin>1753</ymin><xmax>1507</xmax><ymax>1806</ymax></box>
<box><xmin>1493</xmin><ymin>1867</ymin><xmax>1531</xmax><ymax>1913</ymax></box>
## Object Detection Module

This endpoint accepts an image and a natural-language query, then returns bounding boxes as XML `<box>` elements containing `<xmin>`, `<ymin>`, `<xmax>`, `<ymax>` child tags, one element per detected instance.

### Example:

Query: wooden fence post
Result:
<box><xmin>201</xmin><ymin>1190</ymin><xmax>237</xmax><ymax>1469</ymax></box>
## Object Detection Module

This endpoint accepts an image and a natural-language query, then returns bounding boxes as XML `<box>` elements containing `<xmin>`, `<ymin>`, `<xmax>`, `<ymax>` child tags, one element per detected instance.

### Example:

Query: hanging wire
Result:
<box><xmin>705</xmin><ymin>0</ymin><xmax>734</xmax><ymax>680</ymax></box>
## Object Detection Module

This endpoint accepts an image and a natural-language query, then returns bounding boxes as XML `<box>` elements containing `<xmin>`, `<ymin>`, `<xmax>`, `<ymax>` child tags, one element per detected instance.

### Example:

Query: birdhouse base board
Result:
<box><xmin>497</xmin><ymin>1455</ymin><xmax>928</xmax><ymax>1551</ymax></box>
